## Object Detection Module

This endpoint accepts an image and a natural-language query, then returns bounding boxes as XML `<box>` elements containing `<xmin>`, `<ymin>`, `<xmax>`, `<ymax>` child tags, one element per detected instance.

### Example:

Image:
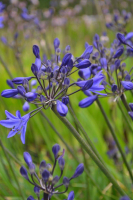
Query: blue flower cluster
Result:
<box><xmin>0</xmin><ymin>37</ymin><xmax>107</xmax><ymax>143</ymax></box>
<box><xmin>20</xmin><ymin>144</ymin><xmax>84</xmax><ymax>200</ymax></box>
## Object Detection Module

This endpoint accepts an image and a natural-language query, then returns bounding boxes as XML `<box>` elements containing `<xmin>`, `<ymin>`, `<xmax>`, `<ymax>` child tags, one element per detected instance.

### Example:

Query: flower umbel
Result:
<box><xmin>20</xmin><ymin>144</ymin><xmax>84</xmax><ymax>200</ymax></box>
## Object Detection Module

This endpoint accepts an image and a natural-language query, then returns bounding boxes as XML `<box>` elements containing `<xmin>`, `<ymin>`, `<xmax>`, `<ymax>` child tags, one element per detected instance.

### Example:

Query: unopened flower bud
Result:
<box><xmin>29</xmin><ymin>163</ymin><xmax>35</xmax><ymax>174</ymax></box>
<box><xmin>58</xmin><ymin>156</ymin><xmax>65</xmax><ymax>170</ymax></box>
<box><xmin>63</xmin><ymin>177</ymin><xmax>70</xmax><ymax>187</ymax></box>
<box><xmin>39</xmin><ymin>160</ymin><xmax>47</xmax><ymax>174</ymax></box>
<box><xmin>42</xmin><ymin>169</ymin><xmax>50</xmax><ymax>182</ymax></box>
<box><xmin>46</xmin><ymin>164</ymin><xmax>52</xmax><ymax>172</ymax></box>
<box><xmin>37</xmin><ymin>86</ymin><xmax>43</xmax><ymax>94</ymax></box>
<box><xmin>56</xmin><ymin>48</ymin><xmax>61</xmax><ymax>55</ymax></box>
<box><xmin>52</xmin><ymin>176</ymin><xmax>59</xmax><ymax>185</ymax></box>
<box><xmin>48</xmin><ymin>174</ymin><xmax>53</xmax><ymax>182</ymax></box>
<box><xmin>23</xmin><ymin>78</ymin><xmax>29</xmax><ymax>92</ymax></box>
<box><xmin>65</xmin><ymin>45</ymin><xmax>70</xmax><ymax>53</ymax></box>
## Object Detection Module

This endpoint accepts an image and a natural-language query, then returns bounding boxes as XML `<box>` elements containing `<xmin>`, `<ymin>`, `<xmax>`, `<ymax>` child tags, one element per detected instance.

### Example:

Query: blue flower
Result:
<box><xmin>77</xmin><ymin>71</ymin><xmax>106</xmax><ymax>96</ymax></box>
<box><xmin>0</xmin><ymin>110</ymin><xmax>30</xmax><ymax>144</ymax></box>
<box><xmin>113</xmin><ymin>46</ymin><xmax>124</xmax><ymax>58</ymax></box>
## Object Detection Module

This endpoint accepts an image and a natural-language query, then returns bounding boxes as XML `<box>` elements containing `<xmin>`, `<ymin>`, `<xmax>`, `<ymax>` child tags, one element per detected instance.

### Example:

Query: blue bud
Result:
<box><xmin>1</xmin><ymin>89</ymin><xmax>18</xmax><ymax>98</ymax></box>
<box><xmin>56</xmin><ymin>100</ymin><xmax>68</xmax><ymax>117</ymax></box>
<box><xmin>52</xmin><ymin>175</ymin><xmax>59</xmax><ymax>185</ymax></box>
<box><xmin>75</xmin><ymin>59</ymin><xmax>91</xmax><ymax>69</ymax></box>
<box><xmin>106</xmin><ymin>23</ymin><xmax>113</xmax><ymax>29</ymax></box>
<box><xmin>65</xmin><ymin>45</ymin><xmax>70</xmax><ymax>52</ymax></box>
<box><xmin>64</xmin><ymin>78</ymin><xmax>70</xmax><ymax>86</ymax></box>
<box><xmin>40</xmin><ymin>95</ymin><xmax>46</xmax><ymax>103</ymax></box>
<box><xmin>82</xmin><ymin>79</ymin><xmax>93</xmax><ymax>91</ymax></box>
<box><xmin>121</xmin><ymin>81</ymin><xmax>133</xmax><ymax>90</ymax></box>
<box><xmin>33</xmin><ymin>45</ymin><xmax>40</xmax><ymax>58</ymax></box>
<box><xmin>34</xmin><ymin>186</ymin><xmax>40</xmax><ymax>195</ymax></box>
<box><xmin>29</xmin><ymin>163</ymin><xmax>35</xmax><ymax>174</ymax></box>
<box><xmin>67</xmin><ymin>59</ymin><xmax>73</xmax><ymax>72</ymax></box>
<box><xmin>27</xmin><ymin>196</ymin><xmax>35</xmax><ymax>200</ymax></box>
<box><xmin>79</xmin><ymin>95</ymin><xmax>97</xmax><ymax>108</ymax></box>
<box><xmin>12</xmin><ymin>77</ymin><xmax>32</xmax><ymax>85</ymax></box>
<box><xmin>54</xmin><ymin>38</ymin><xmax>60</xmax><ymax>50</ymax></box>
<box><xmin>35</xmin><ymin>57</ymin><xmax>41</xmax><ymax>70</ymax></box>
<box><xmin>111</xmin><ymin>84</ymin><xmax>117</xmax><ymax>92</ymax></box>
<box><xmin>129</xmin><ymin>103</ymin><xmax>133</xmax><ymax>111</ymax></box>
<box><xmin>23</xmin><ymin>152</ymin><xmax>32</xmax><ymax>167</ymax></box>
<box><xmin>31</xmin><ymin>80</ymin><xmax>37</xmax><ymax>86</ymax></box>
<box><xmin>25</xmin><ymin>92</ymin><xmax>37</xmax><ymax>102</ymax></box>
<box><xmin>58</xmin><ymin>156</ymin><xmax>65</xmax><ymax>170</ymax></box>
<box><xmin>20</xmin><ymin>166</ymin><xmax>29</xmax><ymax>180</ymax></box>
<box><xmin>39</xmin><ymin>160</ymin><xmax>47</xmax><ymax>174</ymax></box>
<box><xmin>100</xmin><ymin>58</ymin><xmax>107</xmax><ymax>70</ymax></box>
<box><xmin>125</xmin><ymin>32</ymin><xmax>133</xmax><ymax>40</ymax></box>
<box><xmin>6</xmin><ymin>80</ymin><xmax>15</xmax><ymax>89</ymax></box>
<box><xmin>67</xmin><ymin>191</ymin><xmax>75</xmax><ymax>200</ymax></box>
<box><xmin>113</xmin><ymin>46</ymin><xmax>124</xmax><ymax>58</ymax></box>
<box><xmin>125</xmin><ymin>74</ymin><xmax>130</xmax><ymax>81</ymax></box>
<box><xmin>115</xmin><ymin>59</ymin><xmax>121</xmax><ymax>69</ymax></box>
<box><xmin>42</xmin><ymin>169</ymin><xmax>50</xmax><ymax>182</ymax></box>
<box><xmin>17</xmin><ymin>86</ymin><xmax>26</xmax><ymax>97</ymax></box>
<box><xmin>62</xmin><ymin>96</ymin><xmax>69</xmax><ymax>105</ymax></box>
<box><xmin>61</xmin><ymin>53</ymin><xmax>72</xmax><ymax>66</ymax></box>
<box><xmin>63</xmin><ymin>177</ymin><xmax>70</xmax><ymax>187</ymax></box>
<box><xmin>81</xmin><ymin>45</ymin><xmax>93</xmax><ymax>59</ymax></box>
<box><xmin>31</xmin><ymin>63</ymin><xmax>39</xmax><ymax>76</ymax></box>
<box><xmin>71</xmin><ymin>163</ymin><xmax>84</xmax><ymax>179</ymax></box>
<box><xmin>117</xmin><ymin>33</ymin><xmax>126</xmax><ymax>44</ymax></box>
<box><xmin>52</xmin><ymin>144</ymin><xmax>60</xmax><ymax>158</ymax></box>
<box><xmin>23</xmin><ymin>102</ymin><xmax>30</xmax><ymax>112</ymax></box>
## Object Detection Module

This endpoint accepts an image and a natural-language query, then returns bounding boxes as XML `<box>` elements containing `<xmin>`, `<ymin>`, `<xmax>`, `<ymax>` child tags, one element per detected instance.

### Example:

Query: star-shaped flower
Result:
<box><xmin>0</xmin><ymin>110</ymin><xmax>30</xmax><ymax>144</ymax></box>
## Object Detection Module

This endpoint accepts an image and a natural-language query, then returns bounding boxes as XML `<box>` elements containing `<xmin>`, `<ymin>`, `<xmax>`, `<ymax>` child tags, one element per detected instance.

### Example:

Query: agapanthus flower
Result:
<box><xmin>0</xmin><ymin>110</ymin><xmax>30</xmax><ymax>144</ymax></box>
<box><xmin>20</xmin><ymin>144</ymin><xmax>84</xmax><ymax>199</ymax></box>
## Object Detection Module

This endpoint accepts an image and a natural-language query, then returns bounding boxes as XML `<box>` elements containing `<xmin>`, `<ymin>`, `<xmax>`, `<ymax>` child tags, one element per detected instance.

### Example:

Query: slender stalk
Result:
<box><xmin>51</xmin><ymin>105</ymin><xmax>126</xmax><ymax>196</ymax></box>
<box><xmin>96</xmin><ymin>99</ymin><xmax>133</xmax><ymax>183</ymax></box>
<box><xmin>68</xmin><ymin>104</ymin><xmax>105</xmax><ymax>165</ymax></box>
<box><xmin>120</xmin><ymin>94</ymin><xmax>130</xmax><ymax>111</ymax></box>
<box><xmin>0</xmin><ymin>139</ymin><xmax>25</xmax><ymax>200</ymax></box>
<box><xmin>117</xmin><ymin>101</ymin><xmax>133</xmax><ymax>133</ymax></box>
<box><xmin>0</xmin><ymin>55</ymin><xmax>13</xmax><ymax>79</ymax></box>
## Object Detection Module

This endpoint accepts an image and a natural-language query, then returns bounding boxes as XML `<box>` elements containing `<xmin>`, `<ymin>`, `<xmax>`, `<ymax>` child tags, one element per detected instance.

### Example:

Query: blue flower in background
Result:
<box><xmin>0</xmin><ymin>110</ymin><xmax>30</xmax><ymax>144</ymax></box>
<box><xmin>0</xmin><ymin>16</ymin><xmax>4</xmax><ymax>28</ymax></box>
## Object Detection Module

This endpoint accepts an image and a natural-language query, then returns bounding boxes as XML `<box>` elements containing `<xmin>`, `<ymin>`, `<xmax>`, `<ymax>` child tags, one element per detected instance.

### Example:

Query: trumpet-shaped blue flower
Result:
<box><xmin>66</xmin><ymin>191</ymin><xmax>75</xmax><ymax>200</ymax></box>
<box><xmin>0</xmin><ymin>110</ymin><xmax>30</xmax><ymax>144</ymax></box>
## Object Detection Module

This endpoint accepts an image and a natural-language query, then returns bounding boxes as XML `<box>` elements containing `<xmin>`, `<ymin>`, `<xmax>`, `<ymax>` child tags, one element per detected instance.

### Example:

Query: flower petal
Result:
<box><xmin>21</xmin><ymin>124</ymin><xmax>27</xmax><ymax>144</ymax></box>
<box><xmin>7</xmin><ymin>129</ymin><xmax>18</xmax><ymax>138</ymax></box>
<box><xmin>0</xmin><ymin>119</ymin><xmax>20</xmax><ymax>128</ymax></box>
<box><xmin>5</xmin><ymin>110</ymin><xmax>18</xmax><ymax>120</ymax></box>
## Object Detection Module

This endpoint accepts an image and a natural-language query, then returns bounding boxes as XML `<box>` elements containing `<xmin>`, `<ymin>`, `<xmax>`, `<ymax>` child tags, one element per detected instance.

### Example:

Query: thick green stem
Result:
<box><xmin>96</xmin><ymin>99</ymin><xmax>133</xmax><ymax>183</ymax></box>
<box><xmin>52</xmin><ymin>105</ymin><xmax>126</xmax><ymax>196</ymax></box>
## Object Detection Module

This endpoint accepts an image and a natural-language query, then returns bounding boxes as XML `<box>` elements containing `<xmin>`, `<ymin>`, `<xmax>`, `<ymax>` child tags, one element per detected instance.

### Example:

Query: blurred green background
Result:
<box><xmin>0</xmin><ymin>0</ymin><xmax>133</xmax><ymax>200</ymax></box>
